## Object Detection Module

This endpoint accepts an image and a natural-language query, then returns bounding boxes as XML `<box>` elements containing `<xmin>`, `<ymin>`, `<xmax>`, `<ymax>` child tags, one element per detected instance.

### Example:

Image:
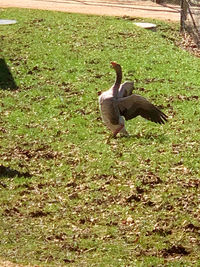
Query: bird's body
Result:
<box><xmin>99</xmin><ymin>90</ymin><xmax>128</xmax><ymax>135</ymax></box>
<box><xmin>99</xmin><ymin>62</ymin><xmax>168</xmax><ymax>138</ymax></box>
<box><xmin>99</xmin><ymin>62</ymin><xmax>129</xmax><ymax>136</ymax></box>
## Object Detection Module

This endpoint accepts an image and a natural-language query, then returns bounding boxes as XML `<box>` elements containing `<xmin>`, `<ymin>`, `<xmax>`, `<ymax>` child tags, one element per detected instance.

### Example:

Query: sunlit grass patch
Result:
<box><xmin>0</xmin><ymin>8</ymin><xmax>200</xmax><ymax>266</ymax></box>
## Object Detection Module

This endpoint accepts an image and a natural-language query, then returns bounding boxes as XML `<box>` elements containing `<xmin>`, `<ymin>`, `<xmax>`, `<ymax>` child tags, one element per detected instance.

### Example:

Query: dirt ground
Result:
<box><xmin>0</xmin><ymin>1</ymin><xmax>181</xmax><ymax>266</ymax></box>
<box><xmin>0</xmin><ymin>260</ymin><xmax>33</xmax><ymax>267</ymax></box>
<box><xmin>0</xmin><ymin>0</ymin><xmax>180</xmax><ymax>21</ymax></box>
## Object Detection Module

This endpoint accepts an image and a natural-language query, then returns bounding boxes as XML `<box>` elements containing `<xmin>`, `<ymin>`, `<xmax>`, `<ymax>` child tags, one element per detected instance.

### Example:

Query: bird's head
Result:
<box><xmin>110</xmin><ymin>61</ymin><xmax>121</xmax><ymax>73</ymax></box>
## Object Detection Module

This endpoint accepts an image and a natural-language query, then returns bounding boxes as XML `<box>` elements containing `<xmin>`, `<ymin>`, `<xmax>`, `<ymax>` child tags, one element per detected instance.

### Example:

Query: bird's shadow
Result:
<box><xmin>106</xmin><ymin>132</ymin><xmax>168</xmax><ymax>145</ymax></box>
<box><xmin>0</xmin><ymin>165</ymin><xmax>32</xmax><ymax>179</ymax></box>
<box><xmin>117</xmin><ymin>131</ymin><xmax>168</xmax><ymax>144</ymax></box>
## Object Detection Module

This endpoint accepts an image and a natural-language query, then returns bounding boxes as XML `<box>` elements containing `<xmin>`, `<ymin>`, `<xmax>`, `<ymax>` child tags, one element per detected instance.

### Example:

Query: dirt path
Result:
<box><xmin>0</xmin><ymin>260</ymin><xmax>31</xmax><ymax>267</ymax></box>
<box><xmin>0</xmin><ymin>0</ymin><xmax>180</xmax><ymax>21</ymax></box>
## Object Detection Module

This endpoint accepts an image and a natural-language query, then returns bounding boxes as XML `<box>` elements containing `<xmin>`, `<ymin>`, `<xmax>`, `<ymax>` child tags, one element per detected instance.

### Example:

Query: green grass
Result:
<box><xmin>0</xmin><ymin>8</ymin><xmax>200</xmax><ymax>267</ymax></box>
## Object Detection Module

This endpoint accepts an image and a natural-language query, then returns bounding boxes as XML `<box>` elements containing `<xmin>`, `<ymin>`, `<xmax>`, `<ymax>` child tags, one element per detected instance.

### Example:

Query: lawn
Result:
<box><xmin>0</xmin><ymin>8</ymin><xmax>200</xmax><ymax>267</ymax></box>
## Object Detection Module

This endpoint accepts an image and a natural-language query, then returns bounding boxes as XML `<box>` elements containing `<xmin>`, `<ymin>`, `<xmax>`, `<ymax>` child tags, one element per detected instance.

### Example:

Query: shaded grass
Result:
<box><xmin>0</xmin><ymin>8</ymin><xmax>200</xmax><ymax>266</ymax></box>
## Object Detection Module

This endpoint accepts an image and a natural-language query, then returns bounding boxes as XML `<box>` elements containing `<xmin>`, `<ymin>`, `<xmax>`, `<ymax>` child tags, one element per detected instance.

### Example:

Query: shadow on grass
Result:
<box><xmin>0</xmin><ymin>58</ymin><xmax>18</xmax><ymax>90</ymax></box>
<box><xmin>123</xmin><ymin>132</ymin><xmax>168</xmax><ymax>143</ymax></box>
<box><xmin>107</xmin><ymin>132</ymin><xmax>168</xmax><ymax>145</ymax></box>
<box><xmin>0</xmin><ymin>165</ymin><xmax>32</xmax><ymax>178</ymax></box>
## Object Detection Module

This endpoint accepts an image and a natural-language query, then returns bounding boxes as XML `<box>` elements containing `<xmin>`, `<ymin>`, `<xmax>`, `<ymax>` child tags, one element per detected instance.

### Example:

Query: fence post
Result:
<box><xmin>180</xmin><ymin>0</ymin><xmax>186</xmax><ymax>32</ymax></box>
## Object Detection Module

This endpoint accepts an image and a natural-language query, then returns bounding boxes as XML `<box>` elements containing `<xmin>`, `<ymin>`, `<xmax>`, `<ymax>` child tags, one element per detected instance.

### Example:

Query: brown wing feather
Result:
<box><xmin>117</xmin><ymin>94</ymin><xmax>168</xmax><ymax>124</ymax></box>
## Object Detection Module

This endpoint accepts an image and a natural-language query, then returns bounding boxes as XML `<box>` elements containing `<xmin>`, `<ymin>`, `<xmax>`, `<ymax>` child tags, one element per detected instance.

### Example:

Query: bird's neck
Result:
<box><xmin>112</xmin><ymin>68</ymin><xmax>122</xmax><ymax>97</ymax></box>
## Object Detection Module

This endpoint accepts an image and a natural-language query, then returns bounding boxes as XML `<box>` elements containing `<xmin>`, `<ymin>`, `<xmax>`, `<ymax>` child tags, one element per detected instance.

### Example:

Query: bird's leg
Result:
<box><xmin>113</xmin><ymin>124</ymin><xmax>124</xmax><ymax>138</ymax></box>
<box><xmin>106</xmin><ymin>125</ymin><xmax>125</xmax><ymax>143</ymax></box>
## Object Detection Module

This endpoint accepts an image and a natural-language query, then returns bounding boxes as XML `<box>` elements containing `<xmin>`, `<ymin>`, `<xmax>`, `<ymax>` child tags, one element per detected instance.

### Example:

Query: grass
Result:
<box><xmin>0</xmin><ymin>7</ymin><xmax>200</xmax><ymax>267</ymax></box>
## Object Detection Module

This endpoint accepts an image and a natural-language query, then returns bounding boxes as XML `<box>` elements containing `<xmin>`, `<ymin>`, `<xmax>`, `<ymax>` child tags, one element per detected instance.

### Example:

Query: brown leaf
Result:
<box><xmin>29</xmin><ymin>210</ymin><xmax>50</xmax><ymax>218</ymax></box>
<box><xmin>126</xmin><ymin>194</ymin><xmax>141</xmax><ymax>203</ymax></box>
<box><xmin>69</xmin><ymin>192</ymin><xmax>79</xmax><ymax>199</ymax></box>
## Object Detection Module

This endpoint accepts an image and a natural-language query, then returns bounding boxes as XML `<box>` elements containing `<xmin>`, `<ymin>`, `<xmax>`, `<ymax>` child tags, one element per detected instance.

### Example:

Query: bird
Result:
<box><xmin>98</xmin><ymin>62</ymin><xmax>168</xmax><ymax>139</ymax></box>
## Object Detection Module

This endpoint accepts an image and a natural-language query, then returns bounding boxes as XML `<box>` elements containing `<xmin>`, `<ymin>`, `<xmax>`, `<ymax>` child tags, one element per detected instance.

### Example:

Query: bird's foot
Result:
<box><xmin>113</xmin><ymin>125</ymin><xmax>124</xmax><ymax>137</ymax></box>
<box><xmin>120</xmin><ymin>131</ymin><xmax>129</xmax><ymax>137</ymax></box>
<box><xmin>106</xmin><ymin>133</ymin><xmax>118</xmax><ymax>143</ymax></box>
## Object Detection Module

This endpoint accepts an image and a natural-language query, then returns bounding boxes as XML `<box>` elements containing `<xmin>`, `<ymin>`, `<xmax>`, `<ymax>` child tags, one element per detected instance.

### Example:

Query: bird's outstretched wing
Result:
<box><xmin>117</xmin><ymin>94</ymin><xmax>168</xmax><ymax>124</ymax></box>
<box><xmin>118</xmin><ymin>81</ymin><xmax>134</xmax><ymax>98</ymax></box>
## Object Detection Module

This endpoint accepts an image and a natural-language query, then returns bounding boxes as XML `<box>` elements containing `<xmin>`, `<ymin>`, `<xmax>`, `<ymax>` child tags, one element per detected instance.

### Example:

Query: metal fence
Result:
<box><xmin>180</xmin><ymin>0</ymin><xmax>200</xmax><ymax>47</ymax></box>
<box><xmin>152</xmin><ymin>0</ymin><xmax>180</xmax><ymax>3</ymax></box>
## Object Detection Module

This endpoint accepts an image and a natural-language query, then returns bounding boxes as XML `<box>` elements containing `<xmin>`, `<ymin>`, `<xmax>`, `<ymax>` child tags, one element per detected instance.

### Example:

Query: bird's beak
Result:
<box><xmin>110</xmin><ymin>61</ymin><xmax>117</xmax><ymax>68</ymax></box>
<box><xmin>97</xmin><ymin>91</ymin><xmax>102</xmax><ymax>96</ymax></box>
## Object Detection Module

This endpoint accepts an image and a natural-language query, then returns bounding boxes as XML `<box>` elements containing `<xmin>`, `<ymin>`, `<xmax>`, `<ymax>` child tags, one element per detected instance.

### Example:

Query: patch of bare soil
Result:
<box><xmin>0</xmin><ymin>0</ymin><xmax>180</xmax><ymax>21</ymax></box>
<box><xmin>179</xmin><ymin>32</ymin><xmax>200</xmax><ymax>57</ymax></box>
<box><xmin>0</xmin><ymin>260</ymin><xmax>30</xmax><ymax>267</ymax></box>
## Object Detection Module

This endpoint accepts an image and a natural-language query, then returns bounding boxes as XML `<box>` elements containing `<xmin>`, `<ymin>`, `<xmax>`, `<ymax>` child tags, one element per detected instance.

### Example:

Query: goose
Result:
<box><xmin>98</xmin><ymin>62</ymin><xmax>168</xmax><ymax>138</ymax></box>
